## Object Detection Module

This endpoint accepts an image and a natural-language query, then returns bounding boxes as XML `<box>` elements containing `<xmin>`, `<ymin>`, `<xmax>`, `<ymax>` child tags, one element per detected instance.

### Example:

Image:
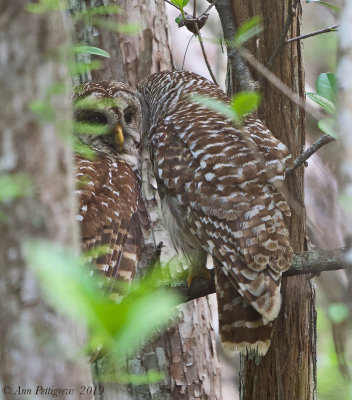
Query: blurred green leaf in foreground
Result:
<box><xmin>24</xmin><ymin>240</ymin><xmax>180</xmax><ymax>363</ymax></box>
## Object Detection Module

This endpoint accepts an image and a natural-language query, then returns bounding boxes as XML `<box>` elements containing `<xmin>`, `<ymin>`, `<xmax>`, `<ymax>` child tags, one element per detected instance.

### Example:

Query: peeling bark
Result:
<box><xmin>0</xmin><ymin>1</ymin><xmax>92</xmax><ymax>396</ymax></box>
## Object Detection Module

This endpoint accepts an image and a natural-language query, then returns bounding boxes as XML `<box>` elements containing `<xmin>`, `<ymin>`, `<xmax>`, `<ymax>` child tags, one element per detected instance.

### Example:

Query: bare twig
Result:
<box><xmin>194</xmin><ymin>24</ymin><xmax>218</xmax><ymax>85</ymax></box>
<box><xmin>238</xmin><ymin>47</ymin><xmax>325</xmax><ymax>121</ymax></box>
<box><xmin>182</xmin><ymin>34</ymin><xmax>195</xmax><ymax>69</ymax></box>
<box><xmin>287</xmin><ymin>24</ymin><xmax>339</xmax><ymax>43</ymax></box>
<box><xmin>287</xmin><ymin>134</ymin><xmax>336</xmax><ymax>174</ymax></box>
<box><xmin>172</xmin><ymin>248</ymin><xmax>347</xmax><ymax>303</ymax></box>
<box><xmin>263</xmin><ymin>0</ymin><xmax>300</xmax><ymax>78</ymax></box>
<box><xmin>199</xmin><ymin>0</ymin><xmax>220</xmax><ymax>19</ymax></box>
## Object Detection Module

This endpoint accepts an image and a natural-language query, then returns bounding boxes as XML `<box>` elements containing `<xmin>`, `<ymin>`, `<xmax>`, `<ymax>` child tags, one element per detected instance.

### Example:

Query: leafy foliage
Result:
<box><xmin>24</xmin><ymin>240</ymin><xmax>180</xmax><ymax>360</ymax></box>
<box><xmin>306</xmin><ymin>72</ymin><xmax>338</xmax><ymax>138</ymax></box>
<box><xmin>0</xmin><ymin>174</ymin><xmax>34</xmax><ymax>203</ymax></box>
<box><xmin>73</xmin><ymin>45</ymin><xmax>111</xmax><ymax>59</ymax></box>
<box><xmin>232</xmin><ymin>16</ymin><xmax>263</xmax><ymax>48</ymax></box>
<box><xmin>192</xmin><ymin>91</ymin><xmax>261</xmax><ymax>123</ymax></box>
<box><xmin>327</xmin><ymin>303</ymin><xmax>349</xmax><ymax>325</ymax></box>
<box><xmin>26</xmin><ymin>0</ymin><xmax>68</xmax><ymax>13</ymax></box>
<box><xmin>306</xmin><ymin>0</ymin><xmax>340</xmax><ymax>13</ymax></box>
<box><xmin>170</xmin><ymin>0</ymin><xmax>190</xmax><ymax>19</ymax></box>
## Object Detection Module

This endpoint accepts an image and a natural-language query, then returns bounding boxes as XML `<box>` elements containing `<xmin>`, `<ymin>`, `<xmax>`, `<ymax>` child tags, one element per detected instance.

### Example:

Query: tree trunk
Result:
<box><xmin>230</xmin><ymin>1</ymin><xmax>316</xmax><ymax>399</ymax></box>
<box><xmin>0</xmin><ymin>1</ymin><xmax>92</xmax><ymax>396</ymax></box>
<box><xmin>73</xmin><ymin>1</ymin><xmax>222</xmax><ymax>398</ymax></box>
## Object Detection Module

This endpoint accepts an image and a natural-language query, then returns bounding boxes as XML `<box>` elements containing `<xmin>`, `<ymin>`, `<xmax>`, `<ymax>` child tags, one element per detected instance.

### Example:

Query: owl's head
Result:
<box><xmin>73</xmin><ymin>80</ymin><xmax>142</xmax><ymax>168</ymax></box>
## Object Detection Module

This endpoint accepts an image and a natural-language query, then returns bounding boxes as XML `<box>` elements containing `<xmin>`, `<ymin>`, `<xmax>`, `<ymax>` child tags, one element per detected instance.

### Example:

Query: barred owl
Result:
<box><xmin>137</xmin><ymin>70</ymin><xmax>293</xmax><ymax>355</ymax></box>
<box><xmin>73</xmin><ymin>81</ymin><xmax>145</xmax><ymax>292</ymax></box>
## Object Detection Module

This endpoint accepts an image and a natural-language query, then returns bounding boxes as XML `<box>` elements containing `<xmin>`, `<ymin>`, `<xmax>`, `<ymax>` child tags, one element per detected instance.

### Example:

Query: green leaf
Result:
<box><xmin>318</xmin><ymin>117</ymin><xmax>338</xmax><ymax>138</ymax></box>
<box><xmin>29</xmin><ymin>100</ymin><xmax>56</xmax><ymax>122</ymax></box>
<box><xmin>74</xmin><ymin>140</ymin><xmax>97</xmax><ymax>160</ymax></box>
<box><xmin>170</xmin><ymin>0</ymin><xmax>185</xmax><ymax>9</ymax></box>
<box><xmin>24</xmin><ymin>241</ymin><xmax>106</xmax><ymax>325</ymax></box>
<box><xmin>46</xmin><ymin>82</ymin><xmax>65</xmax><ymax>96</ymax></box>
<box><xmin>306</xmin><ymin>0</ymin><xmax>340</xmax><ymax>12</ymax></box>
<box><xmin>83</xmin><ymin>245</ymin><xmax>110</xmax><ymax>260</ymax></box>
<box><xmin>74</xmin><ymin>122</ymin><xmax>109</xmax><ymax>136</ymax></box>
<box><xmin>73</xmin><ymin>45</ymin><xmax>110</xmax><ymax>59</ymax></box>
<box><xmin>327</xmin><ymin>303</ymin><xmax>349</xmax><ymax>324</ymax></box>
<box><xmin>182</xmin><ymin>0</ymin><xmax>190</xmax><ymax>6</ymax></box>
<box><xmin>25</xmin><ymin>240</ymin><xmax>180</xmax><ymax>359</ymax></box>
<box><xmin>175</xmin><ymin>16</ymin><xmax>182</xmax><ymax>24</ymax></box>
<box><xmin>26</xmin><ymin>0</ymin><xmax>68</xmax><ymax>13</ymax></box>
<box><xmin>91</xmin><ymin>17</ymin><xmax>140</xmax><ymax>35</ymax></box>
<box><xmin>306</xmin><ymin>92</ymin><xmax>336</xmax><ymax>114</ymax></box>
<box><xmin>233</xmin><ymin>16</ymin><xmax>263</xmax><ymax>48</ymax></box>
<box><xmin>231</xmin><ymin>91</ymin><xmax>261</xmax><ymax>119</ymax></box>
<box><xmin>69</xmin><ymin>60</ymin><xmax>102</xmax><ymax>76</ymax></box>
<box><xmin>191</xmin><ymin>95</ymin><xmax>238</xmax><ymax>121</ymax></box>
<box><xmin>316</xmin><ymin>72</ymin><xmax>337</xmax><ymax>103</ymax></box>
<box><xmin>83</xmin><ymin>4</ymin><xmax>121</xmax><ymax>16</ymax></box>
<box><xmin>74</xmin><ymin>96</ymin><xmax>120</xmax><ymax>111</ymax></box>
<box><xmin>0</xmin><ymin>174</ymin><xmax>34</xmax><ymax>203</ymax></box>
<box><xmin>118</xmin><ymin>370</ymin><xmax>165</xmax><ymax>385</ymax></box>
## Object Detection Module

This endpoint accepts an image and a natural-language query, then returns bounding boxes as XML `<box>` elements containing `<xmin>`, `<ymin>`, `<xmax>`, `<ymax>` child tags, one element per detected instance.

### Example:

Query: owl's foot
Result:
<box><xmin>187</xmin><ymin>267</ymin><xmax>212</xmax><ymax>287</ymax></box>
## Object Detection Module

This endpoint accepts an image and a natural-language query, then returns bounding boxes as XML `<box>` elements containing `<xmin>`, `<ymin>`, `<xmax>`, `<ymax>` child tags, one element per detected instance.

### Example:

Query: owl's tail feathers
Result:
<box><xmin>215</xmin><ymin>268</ymin><xmax>273</xmax><ymax>356</ymax></box>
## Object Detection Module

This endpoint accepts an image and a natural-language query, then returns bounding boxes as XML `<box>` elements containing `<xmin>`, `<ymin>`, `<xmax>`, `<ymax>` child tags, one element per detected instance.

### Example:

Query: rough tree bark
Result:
<box><xmin>72</xmin><ymin>1</ymin><xmax>222</xmax><ymax>398</ymax></box>
<box><xmin>0</xmin><ymin>1</ymin><xmax>92</xmax><ymax>397</ymax></box>
<box><xmin>229</xmin><ymin>1</ymin><xmax>316</xmax><ymax>399</ymax></box>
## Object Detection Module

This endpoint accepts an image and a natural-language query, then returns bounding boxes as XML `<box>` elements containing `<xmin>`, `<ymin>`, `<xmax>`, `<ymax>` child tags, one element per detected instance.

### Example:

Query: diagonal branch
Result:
<box><xmin>194</xmin><ymin>24</ymin><xmax>218</xmax><ymax>85</ymax></box>
<box><xmin>287</xmin><ymin>24</ymin><xmax>339</xmax><ymax>43</ymax></box>
<box><xmin>238</xmin><ymin>47</ymin><xmax>324</xmax><ymax>121</ymax></box>
<box><xmin>287</xmin><ymin>134</ymin><xmax>336</xmax><ymax>174</ymax></box>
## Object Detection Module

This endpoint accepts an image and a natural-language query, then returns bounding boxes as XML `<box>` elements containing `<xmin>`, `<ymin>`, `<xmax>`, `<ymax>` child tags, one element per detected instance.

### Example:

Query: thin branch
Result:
<box><xmin>199</xmin><ymin>0</ymin><xmax>220</xmax><ymax>19</ymax></box>
<box><xmin>171</xmin><ymin>248</ymin><xmax>347</xmax><ymax>303</ymax></box>
<box><xmin>287</xmin><ymin>134</ymin><xmax>336</xmax><ymax>174</ymax></box>
<box><xmin>182</xmin><ymin>34</ymin><xmax>195</xmax><ymax>69</ymax></box>
<box><xmin>194</xmin><ymin>24</ymin><xmax>218</xmax><ymax>85</ymax></box>
<box><xmin>238</xmin><ymin>47</ymin><xmax>325</xmax><ymax>121</ymax></box>
<box><xmin>286</xmin><ymin>24</ymin><xmax>339</xmax><ymax>43</ymax></box>
<box><xmin>263</xmin><ymin>0</ymin><xmax>300</xmax><ymax>78</ymax></box>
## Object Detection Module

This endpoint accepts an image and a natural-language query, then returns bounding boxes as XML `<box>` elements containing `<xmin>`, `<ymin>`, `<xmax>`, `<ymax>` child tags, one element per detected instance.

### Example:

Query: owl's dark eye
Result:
<box><xmin>124</xmin><ymin>109</ymin><xmax>134</xmax><ymax>124</ymax></box>
<box><xmin>84</xmin><ymin>112</ymin><xmax>108</xmax><ymax>125</ymax></box>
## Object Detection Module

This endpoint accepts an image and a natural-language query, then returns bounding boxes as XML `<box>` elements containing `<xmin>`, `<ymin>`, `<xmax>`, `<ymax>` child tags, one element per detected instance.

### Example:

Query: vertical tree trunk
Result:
<box><xmin>0</xmin><ymin>1</ymin><xmax>92</xmax><ymax>396</ymax></box>
<box><xmin>230</xmin><ymin>1</ymin><xmax>316</xmax><ymax>399</ymax></box>
<box><xmin>73</xmin><ymin>1</ymin><xmax>222</xmax><ymax>398</ymax></box>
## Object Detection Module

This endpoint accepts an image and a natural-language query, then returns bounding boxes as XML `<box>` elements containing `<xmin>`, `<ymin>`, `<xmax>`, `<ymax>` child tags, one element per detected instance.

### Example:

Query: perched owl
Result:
<box><xmin>137</xmin><ymin>70</ymin><xmax>293</xmax><ymax>355</ymax></box>
<box><xmin>73</xmin><ymin>81</ymin><xmax>146</xmax><ymax>293</ymax></box>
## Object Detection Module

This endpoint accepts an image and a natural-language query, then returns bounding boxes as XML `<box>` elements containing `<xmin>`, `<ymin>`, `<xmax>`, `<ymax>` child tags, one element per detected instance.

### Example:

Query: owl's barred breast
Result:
<box><xmin>137</xmin><ymin>70</ymin><xmax>293</xmax><ymax>355</ymax></box>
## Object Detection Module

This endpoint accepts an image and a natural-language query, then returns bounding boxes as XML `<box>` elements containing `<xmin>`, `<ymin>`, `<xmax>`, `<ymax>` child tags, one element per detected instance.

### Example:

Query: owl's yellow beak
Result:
<box><xmin>115</xmin><ymin>125</ymin><xmax>124</xmax><ymax>151</ymax></box>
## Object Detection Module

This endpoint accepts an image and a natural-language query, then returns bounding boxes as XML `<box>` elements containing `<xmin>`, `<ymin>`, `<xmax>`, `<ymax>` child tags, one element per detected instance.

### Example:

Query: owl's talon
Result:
<box><xmin>187</xmin><ymin>268</ymin><xmax>212</xmax><ymax>287</ymax></box>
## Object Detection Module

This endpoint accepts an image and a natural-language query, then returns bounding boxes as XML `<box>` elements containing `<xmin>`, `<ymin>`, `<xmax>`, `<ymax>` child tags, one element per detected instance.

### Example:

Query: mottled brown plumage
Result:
<box><xmin>137</xmin><ymin>70</ymin><xmax>293</xmax><ymax>355</ymax></box>
<box><xmin>73</xmin><ymin>81</ymin><xmax>145</xmax><ymax>295</ymax></box>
